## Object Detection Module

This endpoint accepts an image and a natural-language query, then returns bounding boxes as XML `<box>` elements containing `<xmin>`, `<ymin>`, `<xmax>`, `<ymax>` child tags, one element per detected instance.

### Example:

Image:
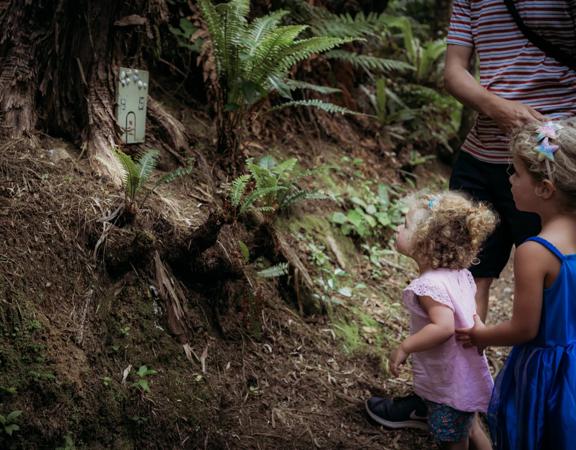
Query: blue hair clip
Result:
<box><xmin>428</xmin><ymin>197</ymin><xmax>438</xmax><ymax>209</ymax></box>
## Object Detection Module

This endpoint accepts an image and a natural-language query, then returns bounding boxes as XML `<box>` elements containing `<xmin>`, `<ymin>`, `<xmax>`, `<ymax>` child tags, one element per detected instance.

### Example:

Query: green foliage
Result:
<box><xmin>230</xmin><ymin>155</ymin><xmax>330</xmax><ymax>216</ymax></box>
<box><xmin>56</xmin><ymin>433</ymin><xmax>76</xmax><ymax>450</ymax></box>
<box><xmin>385</xmin><ymin>16</ymin><xmax>446</xmax><ymax>83</ymax></box>
<box><xmin>169</xmin><ymin>18</ymin><xmax>203</xmax><ymax>52</ymax></box>
<box><xmin>333</xmin><ymin>321</ymin><xmax>362</xmax><ymax>353</ymax></box>
<box><xmin>330</xmin><ymin>182</ymin><xmax>404</xmax><ymax>239</ymax></box>
<box><xmin>361</xmin><ymin>78</ymin><xmax>414</xmax><ymax>127</ymax></box>
<box><xmin>0</xmin><ymin>410</ymin><xmax>22</xmax><ymax>436</ymax></box>
<box><xmin>256</xmin><ymin>262</ymin><xmax>289</xmax><ymax>278</ymax></box>
<box><xmin>325</xmin><ymin>50</ymin><xmax>412</xmax><ymax>74</ymax></box>
<box><xmin>197</xmin><ymin>0</ymin><xmax>354</xmax><ymax>112</ymax></box>
<box><xmin>114</xmin><ymin>148</ymin><xmax>159</xmax><ymax>204</ymax></box>
<box><xmin>271</xmin><ymin>99</ymin><xmax>358</xmax><ymax>115</ymax></box>
<box><xmin>132</xmin><ymin>365</ymin><xmax>157</xmax><ymax>393</ymax></box>
<box><xmin>113</xmin><ymin>149</ymin><xmax>194</xmax><ymax>212</ymax></box>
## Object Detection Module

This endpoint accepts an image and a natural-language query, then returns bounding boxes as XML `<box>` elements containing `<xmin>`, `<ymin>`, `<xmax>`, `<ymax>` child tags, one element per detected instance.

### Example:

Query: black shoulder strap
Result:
<box><xmin>503</xmin><ymin>0</ymin><xmax>576</xmax><ymax>71</ymax></box>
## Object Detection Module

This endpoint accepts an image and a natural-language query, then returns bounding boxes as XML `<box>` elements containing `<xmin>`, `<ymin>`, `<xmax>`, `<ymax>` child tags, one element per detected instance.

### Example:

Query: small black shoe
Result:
<box><xmin>365</xmin><ymin>394</ymin><xmax>428</xmax><ymax>430</ymax></box>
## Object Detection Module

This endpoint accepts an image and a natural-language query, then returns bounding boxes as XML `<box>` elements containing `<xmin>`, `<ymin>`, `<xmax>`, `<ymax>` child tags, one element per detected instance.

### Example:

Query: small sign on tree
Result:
<box><xmin>116</xmin><ymin>67</ymin><xmax>149</xmax><ymax>144</ymax></box>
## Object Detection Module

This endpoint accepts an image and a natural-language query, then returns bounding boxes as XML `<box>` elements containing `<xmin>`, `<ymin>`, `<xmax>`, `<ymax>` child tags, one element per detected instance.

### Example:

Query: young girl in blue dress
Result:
<box><xmin>457</xmin><ymin>119</ymin><xmax>576</xmax><ymax>450</ymax></box>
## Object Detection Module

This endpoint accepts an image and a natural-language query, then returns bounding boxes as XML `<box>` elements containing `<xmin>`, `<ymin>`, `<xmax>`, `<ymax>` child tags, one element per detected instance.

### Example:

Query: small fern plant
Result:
<box><xmin>113</xmin><ymin>149</ymin><xmax>193</xmax><ymax>215</ymax></box>
<box><xmin>114</xmin><ymin>148</ymin><xmax>159</xmax><ymax>213</ymax></box>
<box><xmin>230</xmin><ymin>155</ymin><xmax>329</xmax><ymax>217</ymax></box>
<box><xmin>197</xmin><ymin>0</ymin><xmax>358</xmax><ymax>158</ymax></box>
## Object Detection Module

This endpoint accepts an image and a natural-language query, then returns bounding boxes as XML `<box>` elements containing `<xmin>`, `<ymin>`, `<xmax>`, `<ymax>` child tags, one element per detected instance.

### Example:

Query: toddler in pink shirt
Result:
<box><xmin>382</xmin><ymin>191</ymin><xmax>496</xmax><ymax>449</ymax></box>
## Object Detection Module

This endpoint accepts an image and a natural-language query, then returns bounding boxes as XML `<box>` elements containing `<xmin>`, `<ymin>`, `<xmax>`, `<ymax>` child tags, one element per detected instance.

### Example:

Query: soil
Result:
<box><xmin>0</xmin><ymin>111</ymin><xmax>515</xmax><ymax>449</ymax></box>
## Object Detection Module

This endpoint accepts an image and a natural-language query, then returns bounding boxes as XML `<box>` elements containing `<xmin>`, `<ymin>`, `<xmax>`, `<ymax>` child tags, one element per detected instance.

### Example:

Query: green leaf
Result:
<box><xmin>331</xmin><ymin>212</ymin><xmax>348</xmax><ymax>224</ymax></box>
<box><xmin>4</xmin><ymin>424</ymin><xmax>19</xmax><ymax>436</ymax></box>
<box><xmin>346</xmin><ymin>209</ymin><xmax>365</xmax><ymax>228</ymax></box>
<box><xmin>238</xmin><ymin>240</ymin><xmax>250</xmax><ymax>262</ymax></box>
<box><xmin>6</xmin><ymin>411</ymin><xmax>22</xmax><ymax>422</ymax></box>
<box><xmin>337</xmin><ymin>287</ymin><xmax>352</xmax><ymax>297</ymax></box>
<box><xmin>135</xmin><ymin>379</ymin><xmax>151</xmax><ymax>393</ymax></box>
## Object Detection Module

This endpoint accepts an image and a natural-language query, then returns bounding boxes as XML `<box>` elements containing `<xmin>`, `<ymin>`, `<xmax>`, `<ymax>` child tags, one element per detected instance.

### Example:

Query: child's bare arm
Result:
<box><xmin>459</xmin><ymin>242</ymin><xmax>546</xmax><ymax>347</ymax></box>
<box><xmin>389</xmin><ymin>296</ymin><xmax>454</xmax><ymax>376</ymax></box>
<box><xmin>402</xmin><ymin>296</ymin><xmax>455</xmax><ymax>353</ymax></box>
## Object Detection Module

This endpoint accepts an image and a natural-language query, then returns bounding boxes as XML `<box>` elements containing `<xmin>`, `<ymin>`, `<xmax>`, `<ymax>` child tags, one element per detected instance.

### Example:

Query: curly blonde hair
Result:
<box><xmin>511</xmin><ymin>118</ymin><xmax>576</xmax><ymax>211</ymax></box>
<box><xmin>404</xmin><ymin>191</ymin><xmax>497</xmax><ymax>270</ymax></box>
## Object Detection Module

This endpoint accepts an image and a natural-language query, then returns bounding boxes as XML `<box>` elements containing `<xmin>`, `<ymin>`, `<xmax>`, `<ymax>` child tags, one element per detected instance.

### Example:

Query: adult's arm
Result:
<box><xmin>444</xmin><ymin>44</ymin><xmax>545</xmax><ymax>131</ymax></box>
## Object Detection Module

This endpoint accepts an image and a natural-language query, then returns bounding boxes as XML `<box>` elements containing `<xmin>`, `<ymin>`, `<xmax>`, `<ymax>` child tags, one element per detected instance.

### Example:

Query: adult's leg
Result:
<box><xmin>449</xmin><ymin>152</ymin><xmax>512</xmax><ymax>320</ymax></box>
<box><xmin>474</xmin><ymin>277</ymin><xmax>493</xmax><ymax>322</ymax></box>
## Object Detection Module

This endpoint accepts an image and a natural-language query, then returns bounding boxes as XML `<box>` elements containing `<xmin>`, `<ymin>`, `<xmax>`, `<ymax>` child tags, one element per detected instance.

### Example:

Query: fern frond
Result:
<box><xmin>158</xmin><ymin>165</ymin><xmax>194</xmax><ymax>185</ymax></box>
<box><xmin>230</xmin><ymin>174</ymin><xmax>251</xmax><ymax>207</ymax></box>
<box><xmin>256</xmin><ymin>262</ymin><xmax>289</xmax><ymax>278</ymax></box>
<box><xmin>136</xmin><ymin>149</ymin><xmax>160</xmax><ymax>188</ymax></box>
<box><xmin>246</xmin><ymin>10</ymin><xmax>289</xmax><ymax>55</ymax></box>
<box><xmin>240</xmin><ymin>186</ymin><xmax>288</xmax><ymax>214</ymax></box>
<box><xmin>271</xmin><ymin>99</ymin><xmax>360</xmax><ymax>115</ymax></box>
<box><xmin>254</xmin><ymin>206</ymin><xmax>275</xmax><ymax>213</ymax></box>
<box><xmin>247</xmin><ymin>160</ymin><xmax>276</xmax><ymax>191</ymax></box>
<box><xmin>270</xmin><ymin>37</ymin><xmax>356</xmax><ymax>83</ymax></box>
<box><xmin>271</xmin><ymin>157</ymin><xmax>298</xmax><ymax>178</ymax></box>
<box><xmin>326</xmin><ymin>50</ymin><xmax>413</xmax><ymax>74</ymax></box>
<box><xmin>246</xmin><ymin>25</ymin><xmax>310</xmax><ymax>85</ymax></box>
<box><xmin>113</xmin><ymin>148</ymin><xmax>141</xmax><ymax>200</ymax></box>
<box><xmin>285</xmin><ymin>79</ymin><xmax>341</xmax><ymax>94</ymax></box>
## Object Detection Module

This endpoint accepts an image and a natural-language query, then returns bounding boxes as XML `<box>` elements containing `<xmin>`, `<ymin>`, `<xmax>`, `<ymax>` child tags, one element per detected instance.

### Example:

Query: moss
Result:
<box><xmin>277</xmin><ymin>213</ymin><xmax>357</xmax><ymax>270</ymax></box>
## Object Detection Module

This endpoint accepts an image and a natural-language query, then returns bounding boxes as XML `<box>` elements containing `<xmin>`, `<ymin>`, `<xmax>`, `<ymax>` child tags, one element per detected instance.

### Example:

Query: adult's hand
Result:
<box><xmin>484</xmin><ymin>97</ymin><xmax>546</xmax><ymax>133</ymax></box>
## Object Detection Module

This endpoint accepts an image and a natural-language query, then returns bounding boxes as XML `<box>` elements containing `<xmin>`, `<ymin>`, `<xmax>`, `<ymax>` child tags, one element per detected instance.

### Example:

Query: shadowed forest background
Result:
<box><xmin>0</xmin><ymin>0</ymin><xmax>513</xmax><ymax>448</ymax></box>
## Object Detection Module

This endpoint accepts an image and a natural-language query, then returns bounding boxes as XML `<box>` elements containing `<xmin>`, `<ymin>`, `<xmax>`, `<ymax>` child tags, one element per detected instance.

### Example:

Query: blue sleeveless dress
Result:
<box><xmin>487</xmin><ymin>237</ymin><xmax>576</xmax><ymax>450</ymax></box>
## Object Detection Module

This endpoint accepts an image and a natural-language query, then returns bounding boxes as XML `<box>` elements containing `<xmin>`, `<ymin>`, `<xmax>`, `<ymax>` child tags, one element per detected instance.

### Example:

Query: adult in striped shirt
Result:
<box><xmin>445</xmin><ymin>0</ymin><xmax>576</xmax><ymax>321</ymax></box>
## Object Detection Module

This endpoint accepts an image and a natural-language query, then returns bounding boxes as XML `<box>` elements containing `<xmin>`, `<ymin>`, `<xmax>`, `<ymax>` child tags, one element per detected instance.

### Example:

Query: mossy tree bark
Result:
<box><xmin>0</xmin><ymin>0</ymin><xmax>186</xmax><ymax>184</ymax></box>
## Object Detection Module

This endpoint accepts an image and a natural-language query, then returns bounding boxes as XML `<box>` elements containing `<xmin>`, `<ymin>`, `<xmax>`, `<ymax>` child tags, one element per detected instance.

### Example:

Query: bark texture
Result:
<box><xmin>0</xmin><ymin>0</ymin><xmax>186</xmax><ymax>183</ymax></box>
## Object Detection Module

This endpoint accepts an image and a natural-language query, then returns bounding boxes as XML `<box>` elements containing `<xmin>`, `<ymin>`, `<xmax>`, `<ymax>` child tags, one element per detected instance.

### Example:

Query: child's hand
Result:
<box><xmin>389</xmin><ymin>345</ymin><xmax>409</xmax><ymax>377</ymax></box>
<box><xmin>456</xmin><ymin>314</ymin><xmax>486</xmax><ymax>354</ymax></box>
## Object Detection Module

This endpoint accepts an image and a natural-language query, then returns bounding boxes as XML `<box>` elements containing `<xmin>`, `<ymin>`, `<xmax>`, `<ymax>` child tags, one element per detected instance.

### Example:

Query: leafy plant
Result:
<box><xmin>331</xmin><ymin>183</ymin><xmax>404</xmax><ymax>238</ymax></box>
<box><xmin>0</xmin><ymin>410</ymin><xmax>22</xmax><ymax>436</ymax></box>
<box><xmin>256</xmin><ymin>262</ymin><xmax>289</xmax><ymax>278</ymax></box>
<box><xmin>113</xmin><ymin>149</ymin><xmax>193</xmax><ymax>214</ymax></box>
<box><xmin>385</xmin><ymin>16</ymin><xmax>446</xmax><ymax>83</ymax></box>
<box><xmin>196</xmin><ymin>0</ymin><xmax>357</xmax><ymax>158</ymax></box>
<box><xmin>361</xmin><ymin>78</ymin><xmax>414</xmax><ymax>127</ymax></box>
<box><xmin>230</xmin><ymin>155</ymin><xmax>329</xmax><ymax>216</ymax></box>
<box><xmin>169</xmin><ymin>18</ymin><xmax>203</xmax><ymax>52</ymax></box>
<box><xmin>132</xmin><ymin>365</ymin><xmax>157</xmax><ymax>393</ymax></box>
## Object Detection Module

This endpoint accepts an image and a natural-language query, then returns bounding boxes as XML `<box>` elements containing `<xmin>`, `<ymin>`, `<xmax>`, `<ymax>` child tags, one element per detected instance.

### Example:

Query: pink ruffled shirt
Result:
<box><xmin>403</xmin><ymin>269</ymin><xmax>493</xmax><ymax>412</ymax></box>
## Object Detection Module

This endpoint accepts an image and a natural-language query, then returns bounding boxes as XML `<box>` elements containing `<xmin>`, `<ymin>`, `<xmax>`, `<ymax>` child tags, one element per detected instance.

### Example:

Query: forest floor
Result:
<box><xmin>0</xmin><ymin>106</ymin><xmax>514</xmax><ymax>449</ymax></box>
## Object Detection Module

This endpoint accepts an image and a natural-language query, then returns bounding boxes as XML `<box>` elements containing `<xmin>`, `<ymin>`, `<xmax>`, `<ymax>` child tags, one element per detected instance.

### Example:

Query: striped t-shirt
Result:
<box><xmin>447</xmin><ymin>0</ymin><xmax>576</xmax><ymax>163</ymax></box>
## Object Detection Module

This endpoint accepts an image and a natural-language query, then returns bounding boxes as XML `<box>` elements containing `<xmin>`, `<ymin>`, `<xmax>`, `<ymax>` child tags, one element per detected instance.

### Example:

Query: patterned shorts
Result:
<box><xmin>426</xmin><ymin>401</ymin><xmax>474</xmax><ymax>443</ymax></box>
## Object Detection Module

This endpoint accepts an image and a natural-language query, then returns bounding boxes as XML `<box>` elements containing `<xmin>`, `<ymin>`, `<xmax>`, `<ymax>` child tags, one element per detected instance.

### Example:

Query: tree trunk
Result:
<box><xmin>0</xmin><ymin>0</ymin><xmax>185</xmax><ymax>184</ymax></box>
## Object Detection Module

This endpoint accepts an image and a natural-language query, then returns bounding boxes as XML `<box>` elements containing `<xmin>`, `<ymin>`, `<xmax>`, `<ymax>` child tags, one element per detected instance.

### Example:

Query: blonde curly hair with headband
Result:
<box><xmin>403</xmin><ymin>191</ymin><xmax>498</xmax><ymax>270</ymax></box>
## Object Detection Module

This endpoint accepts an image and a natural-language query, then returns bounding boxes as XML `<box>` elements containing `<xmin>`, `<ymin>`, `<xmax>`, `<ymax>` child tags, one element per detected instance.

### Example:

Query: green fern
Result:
<box><xmin>114</xmin><ymin>148</ymin><xmax>159</xmax><ymax>202</ymax></box>
<box><xmin>256</xmin><ymin>262</ymin><xmax>289</xmax><ymax>278</ymax></box>
<box><xmin>271</xmin><ymin>99</ymin><xmax>360</xmax><ymax>115</ymax></box>
<box><xmin>229</xmin><ymin>155</ymin><xmax>329</xmax><ymax>217</ymax></box>
<box><xmin>198</xmin><ymin>0</ymin><xmax>355</xmax><ymax>111</ymax></box>
<box><xmin>230</xmin><ymin>174</ymin><xmax>251</xmax><ymax>207</ymax></box>
<box><xmin>325</xmin><ymin>50</ymin><xmax>413</xmax><ymax>74</ymax></box>
<box><xmin>240</xmin><ymin>185</ymin><xmax>288</xmax><ymax>214</ymax></box>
